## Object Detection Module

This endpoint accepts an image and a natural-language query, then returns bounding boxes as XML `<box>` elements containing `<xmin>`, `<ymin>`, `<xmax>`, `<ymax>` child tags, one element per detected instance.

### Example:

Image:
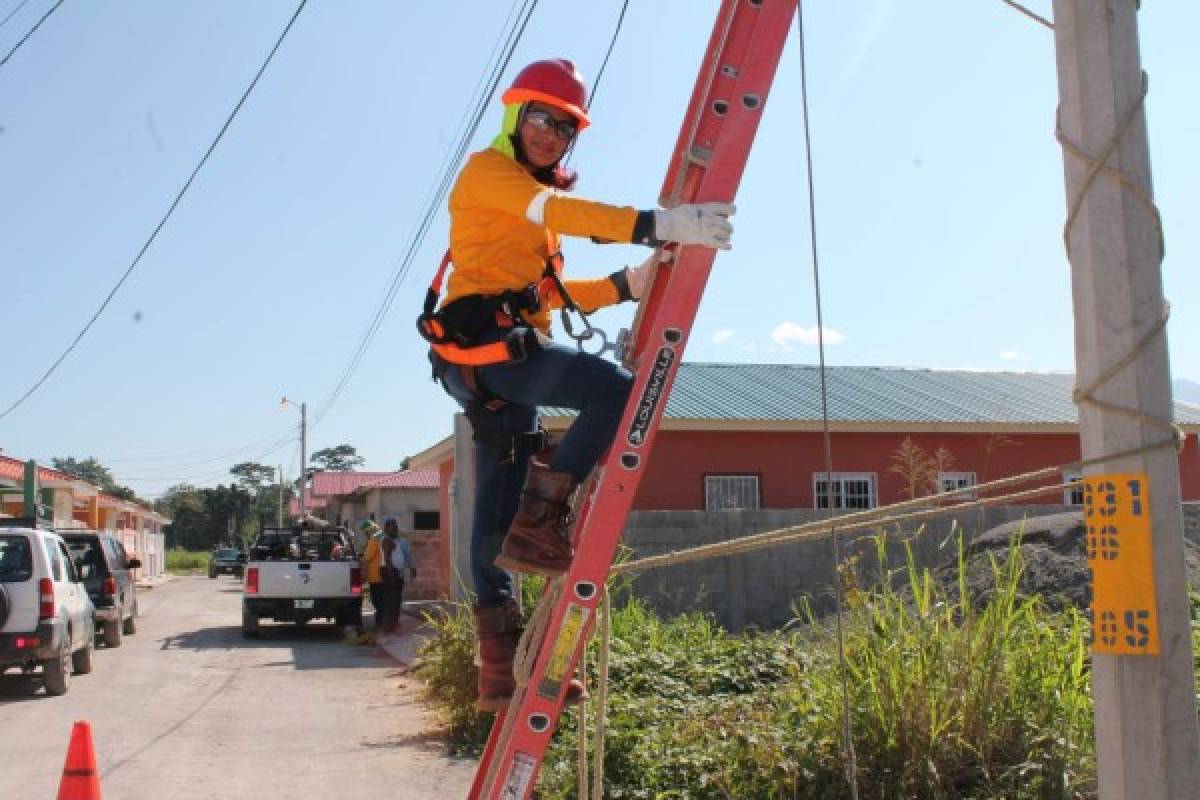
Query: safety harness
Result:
<box><xmin>416</xmin><ymin>247</ymin><xmax>565</xmax><ymax>369</ymax></box>
<box><xmin>417</xmin><ymin>241</ymin><xmax>579</xmax><ymax>458</ymax></box>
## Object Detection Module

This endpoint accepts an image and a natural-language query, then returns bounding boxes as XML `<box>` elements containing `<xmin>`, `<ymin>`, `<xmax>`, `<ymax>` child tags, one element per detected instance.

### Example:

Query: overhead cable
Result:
<box><xmin>310</xmin><ymin>0</ymin><xmax>540</xmax><ymax>429</ymax></box>
<box><xmin>0</xmin><ymin>0</ymin><xmax>34</xmax><ymax>35</ymax></box>
<box><xmin>0</xmin><ymin>0</ymin><xmax>308</xmax><ymax>423</ymax></box>
<box><xmin>0</xmin><ymin>0</ymin><xmax>61</xmax><ymax>69</ymax></box>
<box><xmin>1000</xmin><ymin>0</ymin><xmax>1053</xmax><ymax>30</ymax></box>
<box><xmin>100</xmin><ymin>428</ymin><xmax>299</xmax><ymax>466</ymax></box>
<box><xmin>586</xmin><ymin>0</ymin><xmax>629</xmax><ymax>111</ymax></box>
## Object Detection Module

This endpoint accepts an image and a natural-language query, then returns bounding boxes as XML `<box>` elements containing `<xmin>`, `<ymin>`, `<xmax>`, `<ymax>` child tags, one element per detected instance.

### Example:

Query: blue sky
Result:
<box><xmin>0</xmin><ymin>0</ymin><xmax>1195</xmax><ymax>499</ymax></box>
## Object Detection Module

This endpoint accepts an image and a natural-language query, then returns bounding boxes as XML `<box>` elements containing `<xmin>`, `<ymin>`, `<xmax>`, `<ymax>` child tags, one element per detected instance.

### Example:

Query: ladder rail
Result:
<box><xmin>471</xmin><ymin>2</ymin><xmax>798</xmax><ymax>797</ymax></box>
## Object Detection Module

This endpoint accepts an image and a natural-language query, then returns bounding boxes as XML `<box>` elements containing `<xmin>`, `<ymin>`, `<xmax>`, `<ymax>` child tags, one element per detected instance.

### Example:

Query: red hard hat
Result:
<box><xmin>502</xmin><ymin>59</ymin><xmax>590</xmax><ymax>130</ymax></box>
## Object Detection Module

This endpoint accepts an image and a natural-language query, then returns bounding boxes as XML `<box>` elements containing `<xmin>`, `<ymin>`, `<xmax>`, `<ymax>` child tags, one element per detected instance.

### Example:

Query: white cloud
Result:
<box><xmin>999</xmin><ymin>349</ymin><xmax>1029</xmax><ymax>362</ymax></box>
<box><xmin>770</xmin><ymin>322</ymin><xmax>845</xmax><ymax>351</ymax></box>
<box><xmin>712</xmin><ymin>328</ymin><xmax>736</xmax><ymax>344</ymax></box>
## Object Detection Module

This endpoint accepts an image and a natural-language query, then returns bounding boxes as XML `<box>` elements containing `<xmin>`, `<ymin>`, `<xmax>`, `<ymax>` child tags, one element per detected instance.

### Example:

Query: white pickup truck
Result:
<box><xmin>241</xmin><ymin>523</ymin><xmax>363</xmax><ymax>637</ymax></box>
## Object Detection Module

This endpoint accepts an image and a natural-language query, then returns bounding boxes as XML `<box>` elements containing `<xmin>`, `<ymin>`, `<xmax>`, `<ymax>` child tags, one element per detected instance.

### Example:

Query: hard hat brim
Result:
<box><xmin>502</xmin><ymin>88</ymin><xmax>591</xmax><ymax>130</ymax></box>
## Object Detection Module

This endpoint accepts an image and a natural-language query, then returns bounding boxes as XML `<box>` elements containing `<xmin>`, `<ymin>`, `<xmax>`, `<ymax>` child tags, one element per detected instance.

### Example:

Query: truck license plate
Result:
<box><xmin>294</xmin><ymin>599</ymin><xmax>315</xmax><ymax>609</ymax></box>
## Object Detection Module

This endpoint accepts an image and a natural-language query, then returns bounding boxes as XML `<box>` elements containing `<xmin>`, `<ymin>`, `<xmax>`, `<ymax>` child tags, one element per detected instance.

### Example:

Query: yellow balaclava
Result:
<box><xmin>489</xmin><ymin>103</ymin><xmax>523</xmax><ymax>160</ymax></box>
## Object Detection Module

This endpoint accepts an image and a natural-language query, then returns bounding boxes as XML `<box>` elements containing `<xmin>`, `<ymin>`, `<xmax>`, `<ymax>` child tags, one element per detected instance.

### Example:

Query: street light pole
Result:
<box><xmin>300</xmin><ymin>401</ymin><xmax>307</xmax><ymax>518</ymax></box>
<box><xmin>281</xmin><ymin>396</ymin><xmax>309</xmax><ymax>522</ymax></box>
<box><xmin>276</xmin><ymin>464</ymin><xmax>284</xmax><ymax>526</ymax></box>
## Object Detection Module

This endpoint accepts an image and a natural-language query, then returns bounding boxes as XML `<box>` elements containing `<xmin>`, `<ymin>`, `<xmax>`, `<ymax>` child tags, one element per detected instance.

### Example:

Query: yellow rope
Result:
<box><xmin>1056</xmin><ymin>71</ymin><xmax>1183</xmax><ymax>450</ymax></box>
<box><xmin>610</xmin><ymin>438</ymin><xmax>1172</xmax><ymax>576</ymax></box>
<box><xmin>513</xmin><ymin>576</ymin><xmax>563</xmax><ymax>686</ymax></box>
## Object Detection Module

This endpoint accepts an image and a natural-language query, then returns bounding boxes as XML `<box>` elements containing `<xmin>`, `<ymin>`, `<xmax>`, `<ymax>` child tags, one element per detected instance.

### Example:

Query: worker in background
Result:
<box><xmin>358</xmin><ymin>519</ymin><xmax>385</xmax><ymax>630</ymax></box>
<box><xmin>379</xmin><ymin>518</ymin><xmax>414</xmax><ymax>633</ymax></box>
<box><xmin>424</xmin><ymin>58</ymin><xmax>734</xmax><ymax>710</ymax></box>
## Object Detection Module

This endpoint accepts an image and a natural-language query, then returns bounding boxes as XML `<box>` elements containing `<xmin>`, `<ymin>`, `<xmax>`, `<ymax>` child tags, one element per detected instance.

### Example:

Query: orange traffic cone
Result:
<box><xmin>57</xmin><ymin>720</ymin><xmax>102</xmax><ymax>800</ymax></box>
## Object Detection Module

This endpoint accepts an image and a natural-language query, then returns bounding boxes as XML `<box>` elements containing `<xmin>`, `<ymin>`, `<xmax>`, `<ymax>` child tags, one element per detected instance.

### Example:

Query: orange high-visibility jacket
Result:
<box><xmin>360</xmin><ymin>535</ymin><xmax>383</xmax><ymax>584</ymax></box>
<box><xmin>445</xmin><ymin>148</ymin><xmax>640</xmax><ymax>332</ymax></box>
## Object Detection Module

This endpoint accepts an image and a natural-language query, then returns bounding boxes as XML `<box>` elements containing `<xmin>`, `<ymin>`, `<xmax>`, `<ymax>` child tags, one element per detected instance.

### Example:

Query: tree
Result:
<box><xmin>53</xmin><ymin>456</ymin><xmax>115</xmax><ymax>489</ymax></box>
<box><xmin>53</xmin><ymin>455</ymin><xmax>144</xmax><ymax>504</ymax></box>
<box><xmin>888</xmin><ymin>437</ymin><xmax>956</xmax><ymax>499</ymax></box>
<box><xmin>310</xmin><ymin>444</ymin><xmax>364</xmax><ymax>472</ymax></box>
<box><xmin>157</xmin><ymin>484</ymin><xmax>209</xmax><ymax>550</ymax></box>
<box><xmin>229</xmin><ymin>462</ymin><xmax>276</xmax><ymax>490</ymax></box>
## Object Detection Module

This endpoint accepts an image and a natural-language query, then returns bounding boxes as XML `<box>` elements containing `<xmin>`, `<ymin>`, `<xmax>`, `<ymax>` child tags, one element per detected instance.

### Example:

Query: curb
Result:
<box><xmin>135</xmin><ymin>573</ymin><xmax>177</xmax><ymax>590</ymax></box>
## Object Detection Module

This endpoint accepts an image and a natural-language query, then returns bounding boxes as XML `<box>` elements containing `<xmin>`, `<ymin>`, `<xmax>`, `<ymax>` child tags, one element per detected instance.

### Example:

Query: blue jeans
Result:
<box><xmin>438</xmin><ymin>339</ymin><xmax>633</xmax><ymax>608</ymax></box>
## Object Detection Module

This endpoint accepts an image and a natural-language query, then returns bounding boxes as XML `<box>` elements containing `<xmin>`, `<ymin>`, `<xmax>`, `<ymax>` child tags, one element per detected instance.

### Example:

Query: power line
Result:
<box><xmin>309</xmin><ymin>0</ymin><xmax>541</xmax><ymax>429</ymax></box>
<box><xmin>563</xmin><ymin>0</ymin><xmax>630</xmax><ymax>172</ymax></box>
<box><xmin>0</xmin><ymin>0</ymin><xmax>34</xmax><ymax>34</ymax></box>
<box><xmin>119</xmin><ymin>429</ymin><xmax>298</xmax><ymax>485</ymax></box>
<box><xmin>0</xmin><ymin>0</ymin><xmax>309</xmax><ymax>423</ymax></box>
<box><xmin>0</xmin><ymin>0</ymin><xmax>61</xmax><ymax>70</ymax></box>
<box><xmin>312</xmin><ymin>0</ymin><xmax>538</xmax><ymax>427</ymax></box>
<box><xmin>588</xmin><ymin>0</ymin><xmax>630</xmax><ymax>109</ymax></box>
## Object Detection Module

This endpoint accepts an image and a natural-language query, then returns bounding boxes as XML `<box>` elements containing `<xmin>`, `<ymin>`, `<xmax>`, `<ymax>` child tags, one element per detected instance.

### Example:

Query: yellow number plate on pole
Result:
<box><xmin>1085</xmin><ymin>473</ymin><xmax>1159</xmax><ymax>655</ymax></box>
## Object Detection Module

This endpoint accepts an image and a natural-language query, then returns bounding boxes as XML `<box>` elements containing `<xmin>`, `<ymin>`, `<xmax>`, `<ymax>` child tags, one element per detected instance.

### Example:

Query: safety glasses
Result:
<box><xmin>522</xmin><ymin>108</ymin><xmax>578</xmax><ymax>142</ymax></box>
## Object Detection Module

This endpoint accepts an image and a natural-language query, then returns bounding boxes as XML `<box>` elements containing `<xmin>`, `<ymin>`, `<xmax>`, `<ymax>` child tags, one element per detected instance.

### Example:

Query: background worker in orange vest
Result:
<box><xmin>358</xmin><ymin>519</ymin><xmax>385</xmax><ymax>630</ymax></box>
<box><xmin>427</xmin><ymin>58</ymin><xmax>734</xmax><ymax>710</ymax></box>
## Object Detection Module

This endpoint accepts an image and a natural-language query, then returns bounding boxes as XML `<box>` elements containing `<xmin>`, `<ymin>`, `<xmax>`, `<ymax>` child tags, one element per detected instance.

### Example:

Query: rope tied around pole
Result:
<box><xmin>1056</xmin><ymin>70</ymin><xmax>1185</xmax><ymax>452</ymax></box>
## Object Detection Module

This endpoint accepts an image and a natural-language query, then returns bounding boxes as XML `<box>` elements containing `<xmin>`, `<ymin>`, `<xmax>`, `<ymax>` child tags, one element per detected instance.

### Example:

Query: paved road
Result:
<box><xmin>0</xmin><ymin>575</ymin><xmax>476</xmax><ymax>799</ymax></box>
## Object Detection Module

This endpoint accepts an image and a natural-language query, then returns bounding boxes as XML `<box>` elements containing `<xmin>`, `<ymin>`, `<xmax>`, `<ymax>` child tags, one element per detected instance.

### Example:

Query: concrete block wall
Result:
<box><xmin>621</xmin><ymin>504</ymin><xmax>1200</xmax><ymax>631</ymax></box>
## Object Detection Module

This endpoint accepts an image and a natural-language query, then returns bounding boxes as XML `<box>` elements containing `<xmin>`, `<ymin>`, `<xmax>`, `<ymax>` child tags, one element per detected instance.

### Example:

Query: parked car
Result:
<box><xmin>60</xmin><ymin>531</ymin><xmax>142</xmax><ymax>648</ymax></box>
<box><xmin>0</xmin><ymin>526</ymin><xmax>95</xmax><ymax>695</ymax></box>
<box><xmin>242</xmin><ymin>523</ymin><xmax>362</xmax><ymax>637</ymax></box>
<box><xmin>209</xmin><ymin>547</ymin><xmax>245</xmax><ymax>579</ymax></box>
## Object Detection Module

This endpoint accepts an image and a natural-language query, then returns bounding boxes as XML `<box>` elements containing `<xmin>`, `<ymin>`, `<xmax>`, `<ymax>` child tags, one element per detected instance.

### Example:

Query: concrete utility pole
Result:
<box><xmin>299</xmin><ymin>402</ymin><xmax>308</xmax><ymax>519</ymax></box>
<box><xmin>281</xmin><ymin>396</ymin><xmax>308</xmax><ymax>521</ymax></box>
<box><xmin>1051</xmin><ymin>2</ymin><xmax>1200</xmax><ymax>798</ymax></box>
<box><xmin>277</xmin><ymin>464</ymin><xmax>284</xmax><ymax>526</ymax></box>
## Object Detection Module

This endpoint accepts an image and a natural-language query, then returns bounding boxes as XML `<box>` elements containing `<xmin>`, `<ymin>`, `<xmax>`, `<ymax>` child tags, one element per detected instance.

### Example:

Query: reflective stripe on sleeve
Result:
<box><xmin>525</xmin><ymin>187</ymin><xmax>557</xmax><ymax>225</ymax></box>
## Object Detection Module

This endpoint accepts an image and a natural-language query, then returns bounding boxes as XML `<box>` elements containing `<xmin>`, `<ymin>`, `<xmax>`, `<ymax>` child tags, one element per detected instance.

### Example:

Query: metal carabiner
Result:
<box><xmin>560</xmin><ymin>307</ymin><xmax>617</xmax><ymax>359</ymax></box>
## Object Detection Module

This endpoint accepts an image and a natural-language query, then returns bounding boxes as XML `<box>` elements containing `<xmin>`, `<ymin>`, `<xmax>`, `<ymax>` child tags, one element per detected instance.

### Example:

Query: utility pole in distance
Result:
<box><xmin>282</xmin><ymin>397</ymin><xmax>308</xmax><ymax>521</ymax></box>
<box><xmin>1051</xmin><ymin>2</ymin><xmax>1200</xmax><ymax>798</ymax></box>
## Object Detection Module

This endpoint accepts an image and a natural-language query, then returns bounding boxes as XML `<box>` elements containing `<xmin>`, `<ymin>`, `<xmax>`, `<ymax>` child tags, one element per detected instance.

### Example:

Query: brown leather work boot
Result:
<box><xmin>474</xmin><ymin>600</ymin><xmax>585</xmax><ymax>712</ymax></box>
<box><xmin>475</xmin><ymin>600</ymin><xmax>522</xmax><ymax>712</ymax></box>
<box><xmin>494</xmin><ymin>462</ymin><xmax>577</xmax><ymax>576</ymax></box>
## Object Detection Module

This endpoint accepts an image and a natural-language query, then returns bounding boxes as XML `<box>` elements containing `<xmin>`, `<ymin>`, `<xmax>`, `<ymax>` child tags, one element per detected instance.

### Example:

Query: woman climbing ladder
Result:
<box><xmin>422</xmin><ymin>58</ymin><xmax>734</xmax><ymax>710</ymax></box>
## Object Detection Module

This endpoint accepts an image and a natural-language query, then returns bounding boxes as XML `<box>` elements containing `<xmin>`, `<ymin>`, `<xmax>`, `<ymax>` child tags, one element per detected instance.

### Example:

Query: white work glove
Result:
<box><xmin>653</xmin><ymin>202</ymin><xmax>735</xmax><ymax>250</ymax></box>
<box><xmin>625</xmin><ymin>250</ymin><xmax>673</xmax><ymax>300</ymax></box>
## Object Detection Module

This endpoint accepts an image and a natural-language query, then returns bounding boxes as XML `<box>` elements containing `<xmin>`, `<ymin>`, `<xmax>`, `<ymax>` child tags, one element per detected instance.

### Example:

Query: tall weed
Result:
<box><xmin>421</xmin><ymin>535</ymin><xmax>1111</xmax><ymax>798</ymax></box>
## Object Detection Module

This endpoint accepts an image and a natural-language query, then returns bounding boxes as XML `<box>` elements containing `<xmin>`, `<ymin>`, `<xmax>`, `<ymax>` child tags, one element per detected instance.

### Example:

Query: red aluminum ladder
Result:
<box><xmin>469</xmin><ymin>1</ymin><xmax>798</xmax><ymax>796</ymax></box>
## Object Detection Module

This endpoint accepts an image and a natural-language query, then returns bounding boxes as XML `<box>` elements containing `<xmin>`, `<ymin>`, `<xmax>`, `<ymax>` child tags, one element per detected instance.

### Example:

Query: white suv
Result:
<box><xmin>0</xmin><ymin>526</ymin><xmax>96</xmax><ymax>695</ymax></box>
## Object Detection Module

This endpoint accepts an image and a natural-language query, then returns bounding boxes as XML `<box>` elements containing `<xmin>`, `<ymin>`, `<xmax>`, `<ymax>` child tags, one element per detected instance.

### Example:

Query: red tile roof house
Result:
<box><xmin>297</xmin><ymin>469</ymin><xmax>445</xmax><ymax>600</ymax></box>
<box><xmin>407</xmin><ymin>363</ymin><xmax>1200</xmax><ymax>611</ymax></box>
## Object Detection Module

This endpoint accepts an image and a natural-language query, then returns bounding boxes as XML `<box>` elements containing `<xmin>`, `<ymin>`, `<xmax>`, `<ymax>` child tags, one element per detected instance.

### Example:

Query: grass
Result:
<box><xmin>165</xmin><ymin>548</ymin><xmax>211</xmax><ymax>575</ymax></box>
<box><xmin>416</xmin><ymin>534</ymin><xmax>1199</xmax><ymax>799</ymax></box>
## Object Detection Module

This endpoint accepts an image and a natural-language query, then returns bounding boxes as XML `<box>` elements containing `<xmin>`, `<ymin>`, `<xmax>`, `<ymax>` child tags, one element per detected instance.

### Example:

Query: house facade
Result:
<box><xmin>303</xmin><ymin>468</ymin><xmax>447</xmax><ymax>601</ymax></box>
<box><xmin>0</xmin><ymin>454</ymin><xmax>169</xmax><ymax>578</ymax></box>
<box><xmin>408</xmin><ymin>364</ymin><xmax>1200</xmax><ymax>600</ymax></box>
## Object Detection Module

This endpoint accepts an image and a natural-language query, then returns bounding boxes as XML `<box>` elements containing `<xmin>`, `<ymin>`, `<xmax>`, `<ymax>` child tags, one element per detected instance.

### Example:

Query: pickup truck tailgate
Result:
<box><xmin>252</xmin><ymin>561</ymin><xmax>352</xmax><ymax>597</ymax></box>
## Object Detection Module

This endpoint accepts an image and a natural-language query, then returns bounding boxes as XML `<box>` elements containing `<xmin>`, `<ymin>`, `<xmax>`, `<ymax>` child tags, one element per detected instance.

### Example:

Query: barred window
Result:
<box><xmin>814</xmin><ymin>473</ymin><xmax>876</xmax><ymax>510</ymax></box>
<box><xmin>704</xmin><ymin>475</ymin><xmax>760</xmax><ymax>511</ymax></box>
<box><xmin>938</xmin><ymin>471</ymin><xmax>977</xmax><ymax>495</ymax></box>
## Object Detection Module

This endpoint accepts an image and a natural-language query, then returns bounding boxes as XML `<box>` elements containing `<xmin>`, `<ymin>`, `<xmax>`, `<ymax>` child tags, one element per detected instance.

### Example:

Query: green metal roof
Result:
<box><xmin>543</xmin><ymin>363</ymin><xmax>1200</xmax><ymax>426</ymax></box>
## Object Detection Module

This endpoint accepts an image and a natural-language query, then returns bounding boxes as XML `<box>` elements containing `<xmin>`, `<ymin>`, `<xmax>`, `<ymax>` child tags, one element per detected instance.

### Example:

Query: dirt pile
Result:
<box><xmin>935</xmin><ymin>511</ymin><xmax>1200</xmax><ymax>611</ymax></box>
